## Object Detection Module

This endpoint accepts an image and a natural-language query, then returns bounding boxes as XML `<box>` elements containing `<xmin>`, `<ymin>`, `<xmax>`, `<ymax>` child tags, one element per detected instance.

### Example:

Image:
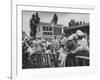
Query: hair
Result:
<box><xmin>78</xmin><ymin>35</ymin><xmax>83</xmax><ymax>40</ymax></box>
<box><xmin>60</xmin><ymin>45</ymin><xmax>64</xmax><ymax>48</ymax></box>
<box><xmin>66</xmin><ymin>40</ymin><xmax>77</xmax><ymax>51</ymax></box>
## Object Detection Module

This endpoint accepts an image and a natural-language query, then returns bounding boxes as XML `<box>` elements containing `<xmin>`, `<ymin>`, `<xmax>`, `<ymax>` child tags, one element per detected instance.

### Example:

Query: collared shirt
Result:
<box><xmin>71</xmin><ymin>38</ymin><xmax>89</xmax><ymax>53</ymax></box>
<box><xmin>27</xmin><ymin>47</ymin><xmax>33</xmax><ymax>55</ymax></box>
<box><xmin>57</xmin><ymin>48</ymin><xmax>67</xmax><ymax>67</ymax></box>
<box><xmin>52</xmin><ymin>39</ymin><xmax>60</xmax><ymax>49</ymax></box>
<box><xmin>78</xmin><ymin>38</ymin><xmax>89</xmax><ymax>51</ymax></box>
<box><xmin>67</xmin><ymin>33</ymin><xmax>78</xmax><ymax>41</ymax></box>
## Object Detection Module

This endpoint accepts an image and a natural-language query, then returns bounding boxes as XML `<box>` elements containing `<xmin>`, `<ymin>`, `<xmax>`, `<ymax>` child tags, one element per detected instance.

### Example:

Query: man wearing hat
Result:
<box><xmin>71</xmin><ymin>30</ymin><xmax>89</xmax><ymax>54</ymax></box>
<box><xmin>65</xmin><ymin>30</ymin><xmax>89</xmax><ymax>66</ymax></box>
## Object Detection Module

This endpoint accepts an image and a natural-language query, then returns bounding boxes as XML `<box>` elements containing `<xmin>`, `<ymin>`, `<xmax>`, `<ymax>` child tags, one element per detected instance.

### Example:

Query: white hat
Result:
<box><xmin>76</xmin><ymin>30</ymin><xmax>84</xmax><ymax>36</ymax></box>
<box><xmin>38</xmin><ymin>36</ymin><xmax>41</xmax><ymax>38</ymax></box>
<box><xmin>61</xmin><ymin>33</ymin><xmax>65</xmax><ymax>36</ymax></box>
<box><xmin>25</xmin><ymin>36</ymin><xmax>29</xmax><ymax>40</ymax></box>
<box><xmin>67</xmin><ymin>35</ymin><xmax>73</xmax><ymax>40</ymax></box>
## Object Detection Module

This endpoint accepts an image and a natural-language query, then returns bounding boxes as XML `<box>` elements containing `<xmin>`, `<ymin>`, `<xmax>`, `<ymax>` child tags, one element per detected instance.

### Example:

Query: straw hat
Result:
<box><xmin>76</xmin><ymin>30</ymin><xmax>84</xmax><ymax>36</ymax></box>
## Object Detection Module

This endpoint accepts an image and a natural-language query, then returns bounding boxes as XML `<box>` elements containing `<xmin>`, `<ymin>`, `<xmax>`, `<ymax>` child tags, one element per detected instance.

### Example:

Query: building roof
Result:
<box><xmin>38</xmin><ymin>22</ymin><xmax>63</xmax><ymax>26</ymax></box>
<box><xmin>67</xmin><ymin>23</ymin><xmax>89</xmax><ymax>30</ymax></box>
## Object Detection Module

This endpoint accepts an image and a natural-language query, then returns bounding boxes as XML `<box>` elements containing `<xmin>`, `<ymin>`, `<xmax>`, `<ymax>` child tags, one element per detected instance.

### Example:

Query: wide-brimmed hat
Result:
<box><xmin>37</xmin><ymin>36</ymin><xmax>42</xmax><ymax>39</ymax></box>
<box><xmin>76</xmin><ymin>30</ymin><xmax>84</xmax><ymax>36</ymax></box>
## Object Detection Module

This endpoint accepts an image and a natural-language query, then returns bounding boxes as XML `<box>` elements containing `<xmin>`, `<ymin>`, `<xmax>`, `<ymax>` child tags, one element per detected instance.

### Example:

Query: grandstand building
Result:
<box><xmin>36</xmin><ymin>22</ymin><xmax>63</xmax><ymax>41</ymax></box>
<box><xmin>63</xmin><ymin>23</ymin><xmax>89</xmax><ymax>36</ymax></box>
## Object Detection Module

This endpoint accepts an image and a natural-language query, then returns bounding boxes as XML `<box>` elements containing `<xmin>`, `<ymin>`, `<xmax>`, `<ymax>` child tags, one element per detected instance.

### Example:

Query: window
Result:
<box><xmin>47</xmin><ymin>27</ymin><xmax>48</xmax><ymax>31</ymax></box>
<box><xmin>53</xmin><ymin>27</ymin><xmax>62</xmax><ymax>35</ymax></box>
<box><xmin>49</xmin><ymin>27</ymin><xmax>52</xmax><ymax>31</ymax></box>
<box><xmin>43</xmin><ymin>32</ymin><xmax>52</xmax><ymax>35</ymax></box>
<box><xmin>43</xmin><ymin>26</ymin><xmax>52</xmax><ymax>31</ymax></box>
<box><xmin>43</xmin><ymin>26</ymin><xmax>46</xmax><ymax>31</ymax></box>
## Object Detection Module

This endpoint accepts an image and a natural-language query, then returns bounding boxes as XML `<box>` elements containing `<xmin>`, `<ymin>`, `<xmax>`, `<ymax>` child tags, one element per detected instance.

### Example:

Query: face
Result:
<box><xmin>38</xmin><ymin>38</ymin><xmax>41</xmax><ymax>40</ymax></box>
<box><xmin>61</xmin><ymin>34</ymin><xmax>64</xmax><ymax>38</ymax></box>
<box><xmin>54</xmin><ymin>36</ymin><xmax>56</xmax><ymax>39</ymax></box>
<box><xmin>78</xmin><ymin>35</ymin><xmax>83</xmax><ymax>40</ymax></box>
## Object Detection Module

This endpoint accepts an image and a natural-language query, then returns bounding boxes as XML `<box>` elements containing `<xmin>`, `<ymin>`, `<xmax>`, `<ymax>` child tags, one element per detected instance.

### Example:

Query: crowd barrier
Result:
<box><xmin>22</xmin><ymin>52</ymin><xmax>89</xmax><ymax>68</ymax></box>
<box><xmin>23</xmin><ymin>53</ymin><xmax>58</xmax><ymax>68</ymax></box>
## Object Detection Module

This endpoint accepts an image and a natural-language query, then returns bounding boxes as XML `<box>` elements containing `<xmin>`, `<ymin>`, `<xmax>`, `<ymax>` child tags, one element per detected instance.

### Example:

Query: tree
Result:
<box><xmin>51</xmin><ymin>13</ymin><xmax>58</xmax><ymax>24</ymax></box>
<box><xmin>76</xmin><ymin>21</ymin><xmax>79</xmax><ymax>26</ymax></box>
<box><xmin>30</xmin><ymin>12</ymin><xmax>40</xmax><ymax>38</ymax></box>
<box><xmin>83</xmin><ymin>21</ymin><xmax>85</xmax><ymax>24</ymax></box>
<box><xmin>79</xmin><ymin>21</ymin><xmax>82</xmax><ymax>25</ymax></box>
<box><xmin>35</xmin><ymin>12</ymin><xmax>40</xmax><ymax>24</ymax></box>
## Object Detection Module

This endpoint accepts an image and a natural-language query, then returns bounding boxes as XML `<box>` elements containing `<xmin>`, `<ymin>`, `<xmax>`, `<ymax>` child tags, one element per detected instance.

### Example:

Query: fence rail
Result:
<box><xmin>23</xmin><ymin>53</ymin><xmax>58</xmax><ymax>68</ymax></box>
<box><xmin>22</xmin><ymin>53</ymin><xmax>89</xmax><ymax>69</ymax></box>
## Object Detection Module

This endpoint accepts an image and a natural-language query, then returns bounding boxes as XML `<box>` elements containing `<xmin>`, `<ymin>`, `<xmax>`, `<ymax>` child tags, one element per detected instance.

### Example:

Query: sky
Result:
<box><xmin>22</xmin><ymin>11</ymin><xmax>89</xmax><ymax>36</ymax></box>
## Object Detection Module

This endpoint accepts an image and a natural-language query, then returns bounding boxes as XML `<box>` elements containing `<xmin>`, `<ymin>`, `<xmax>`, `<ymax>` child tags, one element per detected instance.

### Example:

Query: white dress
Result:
<box><xmin>52</xmin><ymin>39</ymin><xmax>60</xmax><ymax>52</ymax></box>
<box><xmin>57</xmin><ymin>48</ymin><xmax>67</xmax><ymax>67</ymax></box>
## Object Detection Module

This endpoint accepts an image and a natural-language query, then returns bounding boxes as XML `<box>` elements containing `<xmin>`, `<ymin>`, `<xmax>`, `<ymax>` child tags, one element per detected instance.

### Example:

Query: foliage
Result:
<box><xmin>30</xmin><ymin>12</ymin><xmax>40</xmax><ymax>37</ymax></box>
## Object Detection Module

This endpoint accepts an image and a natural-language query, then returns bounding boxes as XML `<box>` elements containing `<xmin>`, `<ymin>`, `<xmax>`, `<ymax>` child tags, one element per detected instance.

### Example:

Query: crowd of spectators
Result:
<box><xmin>22</xmin><ymin>30</ymin><xmax>89</xmax><ymax>68</ymax></box>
